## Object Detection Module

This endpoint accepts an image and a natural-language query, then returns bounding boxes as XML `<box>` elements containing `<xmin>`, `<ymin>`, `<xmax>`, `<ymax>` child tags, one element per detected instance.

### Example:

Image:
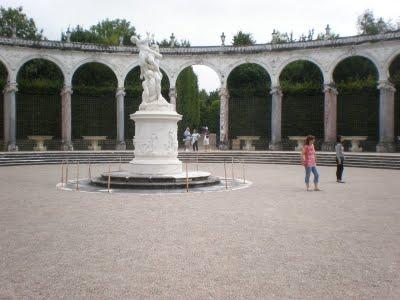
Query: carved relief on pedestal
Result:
<box><xmin>134</xmin><ymin>129</ymin><xmax>178</xmax><ymax>157</ymax></box>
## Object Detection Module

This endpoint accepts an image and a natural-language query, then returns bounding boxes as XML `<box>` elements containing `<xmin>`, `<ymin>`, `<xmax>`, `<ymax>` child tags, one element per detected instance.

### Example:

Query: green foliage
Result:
<box><xmin>390</xmin><ymin>55</ymin><xmax>400</xmax><ymax>87</ymax></box>
<box><xmin>232</xmin><ymin>31</ymin><xmax>256</xmax><ymax>46</ymax></box>
<box><xmin>0</xmin><ymin>6</ymin><xmax>43</xmax><ymax>39</ymax></box>
<box><xmin>199</xmin><ymin>90</ymin><xmax>220</xmax><ymax>134</ymax></box>
<box><xmin>72</xmin><ymin>63</ymin><xmax>117</xmax><ymax>95</ymax></box>
<box><xmin>357</xmin><ymin>9</ymin><xmax>396</xmax><ymax>35</ymax></box>
<box><xmin>176</xmin><ymin>67</ymin><xmax>200</xmax><ymax>133</ymax></box>
<box><xmin>280</xmin><ymin>60</ymin><xmax>323</xmax><ymax>84</ymax></box>
<box><xmin>228</xmin><ymin>63</ymin><xmax>270</xmax><ymax>97</ymax></box>
<box><xmin>14</xmin><ymin>59</ymin><xmax>63</xmax><ymax>93</ymax></box>
<box><xmin>62</xmin><ymin>19</ymin><xmax>136</xmax><ymax>45</ymax></box>
<box><xmin>0</xmin><ymin>61</ymin><xmax>7</xmax><ymax>90</ymax></box>
<box><xmin>334</xmin><ymin>56</ymin><xmax>378</xmax><ymax>83</ymax></box>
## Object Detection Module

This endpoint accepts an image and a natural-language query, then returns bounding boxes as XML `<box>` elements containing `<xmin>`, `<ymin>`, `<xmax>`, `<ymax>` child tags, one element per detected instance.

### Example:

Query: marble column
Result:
<box><xmin>376</xmin><ymin>80</ymin><xmax>396</xmax><ymax>152</ymax></box>
<box><xmin>169</xmin><ymin>87</ymin><xmax>177</xmax><ymax>110</ymax></box>
<box><xmin>3</xmin><ymin>82</ymin><xmax>18</xmax><ymax>151</ymax></box>
<box><xmin>269</xmin><ymin>86</ymin><xmax>282</xmax><ymax>150</ymax></box>
<box><xmin>116</xmin><ymin>87</ymin><xmax>126</xmax><ymax>150</ymax></box>
<box><xmin>219</xmin><ymin>87</ymin><xmax>229</xmax><ymax>150</ymax></box>
<box><xmin>60</xmin><ymin>85</ymin><xmax>73</xmax><ymax>151</ymax></box>
<box><xmin>321</xmin><ymin>83</ymin><xmax>338</xmax><ymax>151</ymax></box>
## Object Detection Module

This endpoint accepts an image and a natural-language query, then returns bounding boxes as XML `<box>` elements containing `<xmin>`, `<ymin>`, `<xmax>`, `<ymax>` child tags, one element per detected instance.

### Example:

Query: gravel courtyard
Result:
<box><xmin>0</xmin><ymin>163</ymin><xmax>399</xmax><ymax>299</ymax></box>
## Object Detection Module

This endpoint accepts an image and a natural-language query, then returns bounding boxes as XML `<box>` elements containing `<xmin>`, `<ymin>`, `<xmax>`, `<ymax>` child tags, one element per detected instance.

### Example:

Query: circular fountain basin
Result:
<box><xmin>91</xmin><ymin>170</ymin><xmax>220</xmax><ymax>189</ymax></box>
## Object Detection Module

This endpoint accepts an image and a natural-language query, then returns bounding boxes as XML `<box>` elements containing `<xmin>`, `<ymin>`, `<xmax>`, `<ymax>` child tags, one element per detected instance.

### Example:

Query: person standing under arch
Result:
<box><xmin>301</xmin><ymin>135</ymin><xmax>321</xmax><ymax>191</ymax></box>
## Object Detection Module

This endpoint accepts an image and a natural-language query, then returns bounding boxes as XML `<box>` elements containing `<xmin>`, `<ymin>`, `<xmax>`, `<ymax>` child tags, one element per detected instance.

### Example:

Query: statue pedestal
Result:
<box><xmin>129</xmin><ymin>110</ymin><xmax>182</xmax><ymax>175</ymax></box>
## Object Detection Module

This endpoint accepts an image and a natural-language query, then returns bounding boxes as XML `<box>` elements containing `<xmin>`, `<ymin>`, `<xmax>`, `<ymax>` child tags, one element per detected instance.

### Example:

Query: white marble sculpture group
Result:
<box><xmin>131</xmin><ymin>34</ymin><xmax>172</xmax><ymax>111</ymax></box>
<box><xmin>128</xmin><ymin>34</ymin><xmax>182</xmax><ymax>175</ymax></box>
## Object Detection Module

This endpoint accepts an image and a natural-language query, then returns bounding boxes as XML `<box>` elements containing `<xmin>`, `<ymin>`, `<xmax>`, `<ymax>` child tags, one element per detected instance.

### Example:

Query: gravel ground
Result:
<box><xmin>0</xmin><ymin>163</ymin><xmax>399</xmax><ymax>299</ymax></box>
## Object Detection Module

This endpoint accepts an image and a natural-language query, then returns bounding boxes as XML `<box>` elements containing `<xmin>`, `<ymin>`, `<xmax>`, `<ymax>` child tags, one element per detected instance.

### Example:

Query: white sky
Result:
<box><xmin>3</xmin><ymin>0</ymin><xmax>400</xmax><ymax>91</ymax></box>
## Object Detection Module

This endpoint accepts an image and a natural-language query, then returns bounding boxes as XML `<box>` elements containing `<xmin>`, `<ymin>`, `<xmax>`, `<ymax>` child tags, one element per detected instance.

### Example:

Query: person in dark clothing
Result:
<box><xmin>335</xmin><ymin>135</ymin><xmax>345</xmax><ymax>183</ymax></box>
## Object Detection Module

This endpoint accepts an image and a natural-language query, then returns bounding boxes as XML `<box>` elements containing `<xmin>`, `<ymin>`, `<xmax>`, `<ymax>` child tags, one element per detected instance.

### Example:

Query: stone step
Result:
<box><xmin>0</xmin><ymin>152</ymin><xmax>399</xmax><ymax>169</ymax></box>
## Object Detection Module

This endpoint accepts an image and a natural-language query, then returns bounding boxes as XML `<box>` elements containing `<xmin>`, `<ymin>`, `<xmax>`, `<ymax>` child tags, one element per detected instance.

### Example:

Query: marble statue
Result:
<box><xmin>131</xmin><ymin>34</ymin><xmax>171</xmax><ymax>111</ymax></box>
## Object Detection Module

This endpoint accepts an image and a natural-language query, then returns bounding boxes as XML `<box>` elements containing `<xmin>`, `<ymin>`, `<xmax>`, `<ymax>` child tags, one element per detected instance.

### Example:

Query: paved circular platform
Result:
<box><xmin>0</xmin><ymin>163</ymin><xmax>399</xmax><ymax>299</ymax></box>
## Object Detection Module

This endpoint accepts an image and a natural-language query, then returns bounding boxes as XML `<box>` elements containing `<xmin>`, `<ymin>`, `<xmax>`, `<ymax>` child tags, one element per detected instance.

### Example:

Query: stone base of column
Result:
<box><xmin>61</xmin><ymin>142</ymin><xmax>74</xmax><ymax>151</ymax></box>
<box><xmin>376</xmin><ymin>142</ymin><xmax>395</xmax><ymax>153</ymax></box>
<box><xmin>321</xmin><ymin>142</ymin><xmax>335</xmax><ymax>152</ymax></box>
<box><xmin>116</xmin><ymin>141</ymin><xmax>126</xmax><ymax>150</ymax></box>
<box><xmin>269</xmin><ymin>142</ymin><xmax>282</xmax><ymax>151</ymax></box>
<box><xmin>7</xmin><ymin>143</ymin><xmax>19</xmax><ymax>152</ymax></box>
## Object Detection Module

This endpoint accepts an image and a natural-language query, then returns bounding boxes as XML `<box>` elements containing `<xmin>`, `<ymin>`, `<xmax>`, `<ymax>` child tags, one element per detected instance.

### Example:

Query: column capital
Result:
<box><xmin>377</xmin><ymin>80</ymin><xmax>396</xmax><ymax>93</ymax></box>
<box><xmin>60</xmin><ymin>85</ymin><xmax>73</xmax><ymax>96</ymax></box>
<box><xmin>3</xmin><ymin>82</ymin><xmax>18</xmax><ymax>94</ymax></box>
<box><xmin>323</xmin><ymin>83</ymin><xmax>338</xmax><ymax>95</ymax></box>
<box><xmin>270</xmin><ymin>85</ymin><xmax>282</xmax><ymax>96</ymax></box>
<box><xmin>116</xmin><ymin>87</ymin><xmax>126</xmax><ymax>97</ymax></box>
<box><xmin>219</xmin><ymin>87</ymin><xmax>229</xmax><ymax>99</ymax></box>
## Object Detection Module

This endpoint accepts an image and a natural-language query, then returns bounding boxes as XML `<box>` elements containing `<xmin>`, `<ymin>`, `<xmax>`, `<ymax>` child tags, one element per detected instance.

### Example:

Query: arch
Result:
<box><xmin>227</xmin><ymin>61</ymin><xmax>272</xmax><ymax>147</ymax></box>
<box><xmin>70</xmin><ymin>58</ymin><xmax>121</xmax><ymax>87</ymax></box>
<box><xmin>329</xmin><ymin>52</ymin><xmax>381</xmax><ymax>83</ymax></box>
<box><xmin>226</xmin><ymin>59</ymin><xmax>272</xmax><ymax>85</ymax></box>
<box><xmin>175</xmin><ymin>60</ymin><xmax>222</xmax><ymax>87</ymax></box>
<box><xmin>14</xmin><ymin>54</ymin><xmax>67</xmax><ymax>83</ymax></box>
<box><xmin>276</xmin><ymin>56</ymin><xmax>326</xmax><ymax>84</ymax></box>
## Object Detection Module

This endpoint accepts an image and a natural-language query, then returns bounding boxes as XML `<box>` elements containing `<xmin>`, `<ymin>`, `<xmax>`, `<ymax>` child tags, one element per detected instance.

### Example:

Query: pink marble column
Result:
<box><xmin>376</xmin><ymin>80</ymin><xmax>396</xmax><ymax>152</ymax></box>
<box><xmin>269</xmin><ymin>86</ymin><xmax>282</xmax><ymax>150</ymax></box>
<box><xmin>219</xmin><ymin>87</ymin><xmax>229</xmax><ymax>150</ymax></box>
<box><xmin>115</xmin><ymin>87</ymin><xmax>126</xmax><ymax>150</ymax></box>
<box><xmin>3</xmin><ymin>82</ymin><xmax>18</xmax><ymax>151</ymax></box>
<box><xmin>322</xmin><ymin>84</ymin><xmax>338</xmax><ymax>151</ymax></box>
<box><xmin>60</xmin><ymin>85</ymin><xmax>73</xmax><ymax>151</ymax></box>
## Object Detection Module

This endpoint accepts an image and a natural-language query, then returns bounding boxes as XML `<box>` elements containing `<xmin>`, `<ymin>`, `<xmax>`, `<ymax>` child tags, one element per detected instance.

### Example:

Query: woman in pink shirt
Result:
<box><xmin>301</xmin><ymin>135</ymin><xmax>320</xmax><ymax>191</ymax></box>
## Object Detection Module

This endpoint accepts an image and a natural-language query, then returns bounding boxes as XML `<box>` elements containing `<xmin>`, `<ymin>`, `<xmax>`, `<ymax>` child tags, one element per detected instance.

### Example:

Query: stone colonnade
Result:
<box><xmin>1</xmin><ymin>31</ymin><xmax>400</xmax><ymax>152</ymax></box>
<box><xmin>217</xmin><ymin>79</ymin><xmax>397</xmax><ymax>152</ymax></box>
<box><xmin>1</xmin><ymin>78</ymin><xmax>397</xmax><ymax>152</ymax></box>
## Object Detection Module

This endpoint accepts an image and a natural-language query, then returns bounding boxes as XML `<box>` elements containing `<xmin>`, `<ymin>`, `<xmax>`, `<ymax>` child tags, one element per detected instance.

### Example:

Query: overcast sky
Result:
<box><xmin>3</xmin><ymin>0</ymin><xmax>399</xmax><ymax>91</ymax></box>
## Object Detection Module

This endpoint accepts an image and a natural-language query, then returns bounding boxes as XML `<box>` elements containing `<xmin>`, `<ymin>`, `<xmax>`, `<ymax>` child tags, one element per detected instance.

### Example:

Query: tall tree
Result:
<box><xmin>176</xmin><ymin>67</ymin><xmax>200</xmax><ymax>131</ymax></box>
<box><xmin>0</xmin><ymin>6</ymin><xmax>43</xmax><ymax>39</ymax></box>
<box><xmin>232</xmin><ymin>31</ymin><xmax>256</xmax><ymax>46</ymax></box>
<box><xmin>357</xmin><ymin>9</ymin><xmax>396</xmax><ymax>35</ymax></box>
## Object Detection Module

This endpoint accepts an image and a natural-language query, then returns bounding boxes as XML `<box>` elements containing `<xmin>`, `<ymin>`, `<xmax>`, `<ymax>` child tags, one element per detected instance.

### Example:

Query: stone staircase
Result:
<box><xmin>0</xmin><ymin>151</ymin><xmax>400</xmax><ymax>170</ymax></box>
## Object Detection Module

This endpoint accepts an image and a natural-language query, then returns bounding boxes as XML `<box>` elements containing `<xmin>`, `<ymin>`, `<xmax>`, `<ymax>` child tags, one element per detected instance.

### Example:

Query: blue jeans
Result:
<box><xmin>305</xmin><ymin>166</ymin><xmax>319</xmax><ymax>184</ymax></box>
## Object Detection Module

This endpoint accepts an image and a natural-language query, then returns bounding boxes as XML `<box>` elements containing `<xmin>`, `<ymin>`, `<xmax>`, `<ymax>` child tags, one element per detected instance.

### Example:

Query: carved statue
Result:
<box><xmin>131</xmin><ymin>34</ymin><xmax>171</xmax><ymax>110</ymax></box>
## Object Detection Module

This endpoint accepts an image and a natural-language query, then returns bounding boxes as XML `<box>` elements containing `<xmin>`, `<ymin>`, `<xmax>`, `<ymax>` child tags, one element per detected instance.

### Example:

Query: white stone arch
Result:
<box><xmin>276</xmin><ymin>56</ymin><xmax>326</xmax><ymax>84</ymax></box>
<box><xmin>385</xmin><ymin>48</ymin><xmax>400</xmax><ymax>79</ymax></box>
<box><xmin>225</xmin><ymin>58</ymin><xmax>273</xmax><ymax>87</ymax></box>
<box><xmin>121</xmin><ymin>61</ymin><xmax>172</xmax><ymax>87</ymax></box>
<box><xmin>328</xmin><ymin>52</ymin><xmax>381</xmax><ymax>83</ymax></box>
<box><xmin>69</xmin><ymin>57</ymin><xmax>122</xmax><ymax>87</ymax></box>
<box><xmin>173</xmin><ymin>60</ymin><xmax>222</xmax><ymax>88</ymax></box>
<box><xmin>13</xmin><ymin>53</ymin><xmax>67</xmax><ymax>83</ymax></box>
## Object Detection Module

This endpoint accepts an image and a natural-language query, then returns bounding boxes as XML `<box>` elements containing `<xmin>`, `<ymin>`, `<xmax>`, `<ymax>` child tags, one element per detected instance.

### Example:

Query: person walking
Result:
<box><xmin>335</xmin><ymin>135</ymin><xmax>345</xmax><ymax>183</ymax></box>
<box><xmin>183</xmin><ymin>127</ymin><xmax>191</xmax><ymax>152</ymax></box>
<box><xmin>301</xmin><ymin>135</ymin><xmax>320</xmax><ymax>191</ymax></box>
<box><xmin>203</xmin><ymin>126</ymin><xmax>210</xmax><ymax>152</ymax></box>
<box><xmin>191</xmin><ymin>129</ymin><xmax>200</xmax><ymax>151</ymax></box>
